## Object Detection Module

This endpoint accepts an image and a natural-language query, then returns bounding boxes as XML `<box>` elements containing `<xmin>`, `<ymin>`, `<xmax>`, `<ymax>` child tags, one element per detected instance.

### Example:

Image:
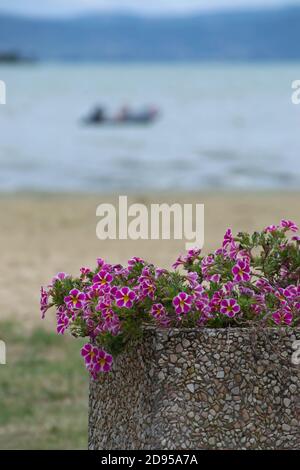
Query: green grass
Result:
<box><xmin>0</xmin><ymin>321</ymin><xmax>88</xmax><ymax>449</ymax></box>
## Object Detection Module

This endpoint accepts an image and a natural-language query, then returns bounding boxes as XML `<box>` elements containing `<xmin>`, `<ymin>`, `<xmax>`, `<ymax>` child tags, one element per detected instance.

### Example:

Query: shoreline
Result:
<box><xmin>0</xmin><ymin>189</ymin><xmax>299</xmax><ymax>196</ymax></box>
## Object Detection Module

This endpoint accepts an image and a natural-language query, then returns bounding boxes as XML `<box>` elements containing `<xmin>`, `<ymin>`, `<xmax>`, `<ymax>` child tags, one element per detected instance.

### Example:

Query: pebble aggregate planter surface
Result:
<box><xmin>89</xmin><ymin>327</ymin><xmax>300</xmax><ymax>450</ymax></box>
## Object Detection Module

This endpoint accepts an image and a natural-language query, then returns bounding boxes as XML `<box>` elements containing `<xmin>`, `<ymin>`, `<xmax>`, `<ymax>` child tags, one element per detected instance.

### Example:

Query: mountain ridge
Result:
<box><xmin>0</xmin><ymin>6</ymin><xmax>299</xmax><ymax>61</ymax></box>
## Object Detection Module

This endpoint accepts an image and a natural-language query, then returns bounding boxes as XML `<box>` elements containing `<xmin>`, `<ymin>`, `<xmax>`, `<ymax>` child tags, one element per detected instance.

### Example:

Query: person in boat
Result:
<box><xmin>136</xmin><ymin>106</ymin><xmax>159</xmax><ymax>122</ymax></box>
<box><xmin>115</xmin><ymin>105</ymin><xmax>131</xmax><ymax>122</ymax></box>
<box><xmin>87</xmin><ymin>105</ymin><xmax>106</xmax><ymax>123</ymax></box>
<box><xmin>114</xmin><ymin>105</ymin><xmax>159</xmax><ymax>123</ymax></box>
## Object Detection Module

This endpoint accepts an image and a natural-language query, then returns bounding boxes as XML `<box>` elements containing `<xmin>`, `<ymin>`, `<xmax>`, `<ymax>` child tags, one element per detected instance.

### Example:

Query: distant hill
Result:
<box><xmin>0</xmin><ymin>6</ymin><xmax>300</xmax><ymax>61</ymax></box>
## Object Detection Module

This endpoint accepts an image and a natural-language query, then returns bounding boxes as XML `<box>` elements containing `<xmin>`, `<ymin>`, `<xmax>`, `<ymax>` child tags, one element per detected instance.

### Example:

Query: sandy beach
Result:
<box><xmin>1</xmin><ymin>192</ymin><xmax>299</xmax><ymax>329</ymax></box>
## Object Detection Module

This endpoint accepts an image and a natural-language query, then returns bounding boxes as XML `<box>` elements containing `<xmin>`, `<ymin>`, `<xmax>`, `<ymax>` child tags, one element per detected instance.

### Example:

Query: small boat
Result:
<box><xmin>82</xmin><ymin>105</ymin><xmax>159</xmax><ymax>126</ymax></box>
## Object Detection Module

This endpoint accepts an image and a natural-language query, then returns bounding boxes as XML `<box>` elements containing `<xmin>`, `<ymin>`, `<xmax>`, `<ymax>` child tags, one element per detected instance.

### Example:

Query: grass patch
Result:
<box><xmin>0</xmin><ymin>321</ymin><xmax>88</xmax><ymax>449</ymax></box>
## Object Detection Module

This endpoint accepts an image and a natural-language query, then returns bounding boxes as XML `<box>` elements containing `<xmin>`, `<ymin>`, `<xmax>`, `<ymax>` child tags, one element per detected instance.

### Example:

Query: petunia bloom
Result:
<box><xmin>150</xmin><ymin>303</ymin><xmax>167</xmax><ymax>319</ymax></box>
<box><xmin>172</xmin><ymin>254</ymin><xmax>185</xmax><ymax>270</ymax></box>
<box><xmin>92</xmin><ymin>270</ymin><xmax>113</xmax><ymax>287</ymax></box>
<box><xmin>256</xmin><ymin>279</ymin><xmax>273</xmax><ymax>293</ymax></box>
<box><xmin>232</xmin><ymin>259</ymin><xmax>251</xmax><ymax>283</ymax></box>
<box><xmin>280</xmin><ymin>219</ymin><xmax>298</xmax><ymax>233</ymax></box>
<box><xmin>140</xmin><ymin>280</ymin><xmax>156</xmax><ymax>300</ymax></box>
<box><xmin>57</xmin><ymin>312</ymin><xmax>70</xmax><ymax>334</ymax></box>
<box><xmin>101</xmin><ymin>316</ymin><xmax>121</xmax><ymax>336</ymax></box>
<box><xmin>173</xmin><ymin>292</ymin><xmax>193</xmax><ymax>315</ymax></box>
<box><xmin>220</xmin><ymin>298</ymin><xmax>240</xmax><ymax>318</ymax></box>
<box><xmin>80</xmin><ymin>267</ymin><xmax>91</xmax><ymax>278</ymax></box>
<box><xmin>80</xmin><ymin>343</ymin><xmax>99</xmax><ymax>366</ymax></box>
<box><xmin>115</xmin><ymin>287</ymin><xmax>136</xmax><ymax>308</ymax></box>
<box><xmin>40</xmin><ymin>287</ymin><xmax>49</xmax><ymax>319</ymax></box>
<box><xmin>207</xmin><ymin>273</ymin><xmax>221</xmax><ymax>283</ymax></box>
<box><xmin>155</xmin><ymin>267</ymin><xmax>168</xmax><ymax>278</ymax></box>
<box><xmin>201</xmin><ymin>255</ymin><xmax>214</xmax><ymax>277</ymax></box>
<box><xmin>64</xmin><ymin>289</ymin><xmax>86</xmax><ymax>309</ymax></box>
<box><xmin>52</xmin><ymin>272</ymin><xmax>69</xmax><ymax>285</ymax></box>
<box><xmin>93</xmin><ymin>349</ymin><xmax>113</xmax><ymax>373</ymax></box>
<box><xmin>272</xmin><ymin>309</ymin><xmax>293</xmax><ymax>326</ymax></box>
<box><xmin>184</xmin><ymin>248</ymin><xmax>201</xmax><ymax>264</ymax></box>
<box><xmin>96</xmin><ymin>300</ymin><xmax>112</xmax><ymax>316</ymax></box>
<box><xmin>264</xmin><ymin>224</ymin><xmax>278</xmax><ymax>233</ymax></box>
<box><xmin>223</xmin><ymin>228</ymin><xmax>234</xmax><ymax>248</ymax></box>
<box><xmin>128</xmin><ymin>257</ymin><xmax>145</xmax><ymax>270</ymax></box>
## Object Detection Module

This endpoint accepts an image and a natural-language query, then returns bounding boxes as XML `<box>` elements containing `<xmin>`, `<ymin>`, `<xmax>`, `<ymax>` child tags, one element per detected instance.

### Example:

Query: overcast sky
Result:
<box><xmin>0</xmin><ymin>0</ymin><xmax>298</xmax><ymax>17</ymax></box>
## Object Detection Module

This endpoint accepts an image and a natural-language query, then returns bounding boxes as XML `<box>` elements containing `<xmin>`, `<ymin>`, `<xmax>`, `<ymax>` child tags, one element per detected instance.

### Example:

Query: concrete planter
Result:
<box><xmin>89</xmin><ymin>327</ymin><xmax>300</xmax><ymax>450</ymax></box>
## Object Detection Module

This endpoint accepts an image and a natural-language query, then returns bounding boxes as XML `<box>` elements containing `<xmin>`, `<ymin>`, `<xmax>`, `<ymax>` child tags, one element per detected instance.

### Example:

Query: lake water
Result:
<box><xmin>0</xmin><ymin>63</ymin><xmax>299</xmax><ymax>192</ymax></box>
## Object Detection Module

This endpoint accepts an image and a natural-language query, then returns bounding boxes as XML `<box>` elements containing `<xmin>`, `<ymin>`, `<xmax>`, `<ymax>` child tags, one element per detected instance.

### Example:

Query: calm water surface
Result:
<box><xmin>0</xmin><ymin>63</ymin><xmax>299</xmax><ymax>192</ymax></box>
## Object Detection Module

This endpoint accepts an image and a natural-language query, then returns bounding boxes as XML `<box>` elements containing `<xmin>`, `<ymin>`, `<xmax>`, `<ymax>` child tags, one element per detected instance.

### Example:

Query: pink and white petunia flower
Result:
<box><xmin>272</xmin><ymin>308</ymin><xmax>293</xmax><ymax>326</ymax></box>
<box><xmin>223</xmin><ymin>228</ymin><xmax>234</xmax><ymax>248</ymax></box>
<box><xmin>184</xmin><ymin>248</ymin><xmax>201</xmax><ymax>264</ymax></box>
<box><xmin>256</xmin><ymin>278</ymin><xmax>274</xmax><ymax>293</ymax></box>
<box><xmin>64</xmin><ymin>288</ymin><xmax>86</xmax><ymax>309</ymax></box>
<box><xmin>220</xmin><ymin>298</ymin><xmax>240</xmax><ymax>318</ymax></box>
<box><xmin>155</xmin><ymin>267</ymin><xmax>168</xmax><ymax>278</ymax></box>
<box><xmin>280</xmin><ymin>219</ymin><xmax>298</xmax><ymax>233</ymax></box>
<box><xmin>201</xmin><ymin>255</ymin><xmax>214</xmax><ymax>277</ymax></box>
<box><xmin>93</xmin><ymin>349</ymin><xmax>113</xmax><ymax>373</ymax></box>
<box><xmin>57</xmin><ymin>312</ymin><xmax>70</xmax><ymax>334</ymax></box>
<box><xmin>283</xmin><ymin>285</ymin><xmax>298</xmax><ymax>300</ymax></box>
<box><xmin>115</xmin><ymin>287</ymin><xmax>136</xmax><ymax>308</ymax></box>
<box><xmin>173</xmin><ymin>292</ymin><xmax>193</xmax><ymax>315</ymax></box>
<box><xmin>207</xmin><ymin>273</ymin><xmax>221</xmax><ymax>283</ymax></box>
<box><xmin>172</xmin><ymin>254</ymin><xmax>185</xmax><ymax>270</ymax></box>
<box><xmin>128</xmin><ymin>257</ymin><xmax>145</xmax><ymax>270</ymax></box>
<box><xmin>140</xmin><ymin>280</ymin><xmax>156</xmax><ymax>300</ymax></box>
<box><xmin>80</xmin><ymin>343</ymin><xmax>99</xmax><ymax>366</ymax></box>
<box><xmin>40</xmin><ymin>287</ymin><xmax>49</xmax><ymax>319</ymax></box>
<box><xmin>80</xmin><ymin>267</ymin><xmax>91</xmax><ymax>278</ymax></box>
<box><xmin>264</xmin><ymin>224</ymin><xmax>278</xmax><ymax>233</ymax></box>
<box><xmin>92</xmin><ymin>270</ymin><xmax>113</xmax><ymax>287</ymax></box>
<box><xmin>150</xmin><ymin>303</ymin><xmax>167</xmax><ymax>320</ymax></box>
<box><xmin>232</xmin><ymin>259</ymin><xmax>251</xmax><ymax>283</ymax></box>
<box><xmin>52</xmin><ymin>272</ymin><xmax>70</xmax><ymax>285</ymax></box>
